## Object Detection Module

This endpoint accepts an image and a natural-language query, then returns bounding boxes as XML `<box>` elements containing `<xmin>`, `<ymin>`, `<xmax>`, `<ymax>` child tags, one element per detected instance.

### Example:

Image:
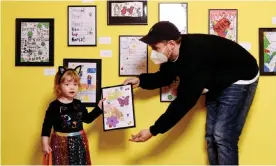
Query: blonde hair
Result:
<box><xmin>54</xmin><ymin>69</ymin><xmax>81</xmax><ymax>98</ymax></box>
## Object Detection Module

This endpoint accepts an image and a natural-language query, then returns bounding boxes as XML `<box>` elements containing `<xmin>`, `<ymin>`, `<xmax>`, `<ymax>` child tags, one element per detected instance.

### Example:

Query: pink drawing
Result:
<box><xmin>117</xmin><ymin>96</ymin><xmax>130</xmax><ymax>107</ymax></box>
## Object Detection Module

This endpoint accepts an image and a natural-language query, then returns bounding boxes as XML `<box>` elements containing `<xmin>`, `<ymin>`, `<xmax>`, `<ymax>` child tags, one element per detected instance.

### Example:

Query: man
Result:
<box><xmin>123</xmin><ymin>21</ymin><xmax>259</xmax><ymax>165</ymax></box>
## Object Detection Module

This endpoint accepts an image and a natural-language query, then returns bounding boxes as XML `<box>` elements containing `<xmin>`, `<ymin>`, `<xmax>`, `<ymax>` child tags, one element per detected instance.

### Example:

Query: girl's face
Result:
<box><xmin>60</xmin><ymin>76</ymin><xmax>79</xmax><ymax>99</ymax></box>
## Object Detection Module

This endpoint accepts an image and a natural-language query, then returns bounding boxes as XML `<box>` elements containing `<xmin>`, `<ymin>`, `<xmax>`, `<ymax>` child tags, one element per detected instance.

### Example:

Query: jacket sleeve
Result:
<box><xmin>41</xmin><ymin>103</ymin><xmax>54</xmax><ymax>137</ymax></box>
<box><xmin>138</xmin><ymin>62</ymin><xmax>178</xmax><ymax>90</ymax></box>
<box><xmin>149</xmin><ymin>73</ymin><xmax>206</xmax><ymax>136</ymax></box>
<box><xmin>82</xmin><ymin>106</ymin><xmax>103</xmax><ymax>124</ymax></box>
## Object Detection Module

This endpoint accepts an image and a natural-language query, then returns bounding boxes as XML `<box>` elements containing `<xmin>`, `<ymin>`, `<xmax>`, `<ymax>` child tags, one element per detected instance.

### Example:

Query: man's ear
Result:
<box><xmin>58</xmin><ymin>66</ymin><xmax>66</xmax><ymax>75</ymax></box>
<box><xmin>74</xmin><ymin>65</ymin><xmax>82</xmax><ymax>75</ymax></box>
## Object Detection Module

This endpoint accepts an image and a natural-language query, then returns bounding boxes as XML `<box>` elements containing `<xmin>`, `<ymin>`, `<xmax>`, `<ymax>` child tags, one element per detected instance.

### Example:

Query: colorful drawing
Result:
<box><xmin>209</xmin><ymin>9</ymin><xmax>237</xmax><ymax>42</ymax></box>
<box><xmin>119</xmin><ymin>36</ymin><xmax>148</xmax><ymax>76</ymax></box>
<box><xmin>102</xmin><ymin>84</ymin><xmax>135</xmax><ymax>131</ymax></box>
<box><xmin>263</xmin><ymin>32</ymin><xmax>276</xmax><ymax>72</ymax></box>
<box><xmin>68</xmin><ymin>6</ymin><xmax>96</xmax><ymax>46</ymax></box>
<box><xmin>67</xmin><ymin>62</ymin><xmax>97</xmax><ymax>103</ymax></box>
<box><xmin>20</xmin><ymin>22</ymin><xmax>50</xmax><ymax>62</ymax></box>
<box><xmin>161</xmin><ymin>77</ymin><xmax>180</xmax><ymax>102</ymax></box>
<box><xmin>111</xmin><ymin>2</ymin><xmax>143</xmax><ymax>17</ymax></box>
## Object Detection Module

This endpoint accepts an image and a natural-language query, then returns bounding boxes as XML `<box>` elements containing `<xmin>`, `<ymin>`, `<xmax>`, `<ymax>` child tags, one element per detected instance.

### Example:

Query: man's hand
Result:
<box><xmin>129</xmin><ymin>129</ymin><xmax>153</xmax><ymax>142</ymax></box>
<box><xmin>123</xmin><ymin>77</ymin><xmax>140</xmax><ymax>88</ymax></box>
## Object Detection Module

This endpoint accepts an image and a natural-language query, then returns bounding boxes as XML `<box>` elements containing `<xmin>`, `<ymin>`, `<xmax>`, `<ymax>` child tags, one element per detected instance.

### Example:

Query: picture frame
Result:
<box><xmin>68</xmin><ymin>5</ymin><xmax>97</xmax><ymax>46</ymax></box>
<box><xmin>259</xmin><ymin>28</ymin><xmax>276</xmax><ymax>75</ymax></box>
<box><xmin>63</xmin><ymin>59</ymin><xmax>102</xmax><ymax>107</ymax></box>
<box><xmin>158</xmin><ymin>2</ymin><xmax>188</xmax><ymax>34</ymax></box>
<box><xmin>119</xmin><ymin>35</ymin><xmax>148</xmax><ymax>76</ymax></box>
<box><xmin>160</xmin><ymin>76</ymin><xmax>179</xmax><ymax>102</ymax></box>
<box><xmin>107</xmin><ymin>0</ymin><xmax>148</xmax><ymax>25</ymax></box>
<box><xmin>15</xmin><ymin>18</ymin><xmax>54</xmax><ymax>66</ymax></box>
<box><xmin>208</xmin><ymin>9</ymin><xmax>238</xmax><ymax>42</ymax></box>
<box><xmin>102</xmin><ymin>84</ymin><xmax>136</xmax><ymax>131</ymax></box>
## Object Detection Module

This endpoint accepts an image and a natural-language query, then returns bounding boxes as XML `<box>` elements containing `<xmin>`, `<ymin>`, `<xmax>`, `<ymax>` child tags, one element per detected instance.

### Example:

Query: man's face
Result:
<box><xmin>150</xmin><ymin>40</ymin><xmax>176</xmax><ymax>59</ymax></box>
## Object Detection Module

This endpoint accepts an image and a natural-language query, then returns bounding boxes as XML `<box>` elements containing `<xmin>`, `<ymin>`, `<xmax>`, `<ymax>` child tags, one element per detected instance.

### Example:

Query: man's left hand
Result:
<box><xmin>129</xmin><ymin>129</ymin><xmax>153</xmax><ymax>142</ymax></box>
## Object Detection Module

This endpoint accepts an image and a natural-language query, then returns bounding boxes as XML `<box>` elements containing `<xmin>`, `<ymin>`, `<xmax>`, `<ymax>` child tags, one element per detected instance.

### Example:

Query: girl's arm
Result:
<box><xmin>82</xmin><ymin>99</ymin><xmax>105</xmax><ymax>124</ymax></box>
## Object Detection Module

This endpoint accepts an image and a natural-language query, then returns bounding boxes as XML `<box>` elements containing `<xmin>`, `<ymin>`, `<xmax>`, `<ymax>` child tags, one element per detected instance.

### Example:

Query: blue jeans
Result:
<box><xmin>205</xmin><ymin>80</ymin><xmax>258</xmax><ymax>165</ymax></box>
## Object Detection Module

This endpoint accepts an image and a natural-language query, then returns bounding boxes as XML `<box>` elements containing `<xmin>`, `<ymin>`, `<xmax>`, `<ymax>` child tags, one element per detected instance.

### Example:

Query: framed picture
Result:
<box><xmin>102</xmin><ymin>84</ymin><xmax>136</xmax><ymax>131</ymax></box>
<box><xmin>15</xmin><ymin>18</ymin><xmax>54</xmax><ymax>66</ymax></box>
<box><xmin>159</xmin><ymin>2</ymin><xmax>188</xmax><ymax>34</ymax></box>
<box><xmin>63</xmin><ymin>59</ymin><xmax>102</xmax><ymax>107</ymax></box>
<box><xmin>107</xmin><ymin>0</ymin><xmax>148</xmax><ymax>25</ymax></box>
<box><xmin>208</xmin><ymin>9</ymin><xmax>238</xmax><ymax>42</ymax></box>
<box><xmin>160</xmin><ymin>76</ymin><xmax>179</xmax><ymax>102</ymax></box>
<box><xmin>68</xmin><ymin>5</ymin><xmax>97</xmax><ymax>46</ymax></box>
<box><xmin>119</xmin><ymin>35</ymin><xmax>148</xmax><ymax>76</ymax></box>
<box><xmin>259</xmin><ymin>28</ymin><xmax>276</xmax><ymax>75</ymax></box>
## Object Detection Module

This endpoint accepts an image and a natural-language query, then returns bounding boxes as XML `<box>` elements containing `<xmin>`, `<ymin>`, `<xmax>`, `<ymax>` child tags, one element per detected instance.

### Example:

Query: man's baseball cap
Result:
<box><xmin>140</xmin><ymin>21</ymin><xmax>181</xmax><ymax>45</ymax></box>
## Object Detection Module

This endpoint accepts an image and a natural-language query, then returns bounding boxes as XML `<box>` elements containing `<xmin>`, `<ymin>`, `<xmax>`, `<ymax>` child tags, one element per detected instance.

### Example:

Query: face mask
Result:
<box><xmin>150</xmin><ymin>45</ymin><xmax>172</xmax><ymax>64</ymax></box>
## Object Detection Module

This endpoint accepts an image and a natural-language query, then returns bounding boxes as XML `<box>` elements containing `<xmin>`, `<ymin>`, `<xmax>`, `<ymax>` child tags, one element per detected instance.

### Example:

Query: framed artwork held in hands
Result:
<box><xmin>63</xmin><ymin>59</ymin><xmax>102</xmax><ymax>107</ymax></box>
<box><xmin>119</xmin><ymin>35</ymin><xmax>148</xmax><ymax>76</ymax></box>
<box><xmin>102</xmin><ymin>84</ymin><xmax>136</xmax><ymax>131</ymax></box>
<box><xmin>15</xmin><ymin>18</ymin><xmax>54</xmax><ymax>66</ymax></box>
<box><xmin>208</xmin><ymin>9</ymin><xmax>238</xmax><ymax>42</ymax></box>
<box><xmin>68</xmin><ymin>6</ymin><xmax>97</xmax><ymax>46</ymax></box>
<box><xmin>107</xmin><ymin>0</ymin><xmax>148</xmax><ymax>25</ymax></box>
<box><xmin>259</xmin><ymin>28</ymin><xmax>276</xmax><ymax>75</ymax></box>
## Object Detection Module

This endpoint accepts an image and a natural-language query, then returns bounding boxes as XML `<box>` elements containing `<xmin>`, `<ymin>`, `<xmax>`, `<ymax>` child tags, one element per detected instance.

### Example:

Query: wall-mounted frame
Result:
<box><xmin>259</xmin><ymin>28</ymin><xmax>276</xmax><ymax>75</ymax></box>
<box><xmin>119</xmin><ymin>35</ymin><xmax>148</xmax><ymax>76</ymax></box>
<box><xmin>102</xmin><ymin>84</ymin><xmax>136</xmax><ymax>131</ymax></box>
<box><xmin>107</xmin><ymin>0</ymin><xmax>148</xmax><ymax>25</ymax></box>
<box><xmin>160</xmin><ymin>77</ymin><xmax>179</xmax><ymax>102</ymax></box>
<box><xmin>208</xmin><ymin>9</ymin><xmax>238</xmax><ymax>42</ymax></box>
<box><xmin>68</xmin><ymin>5</ymin><xmax>97</xmax><ymax>46</ymax></box>
<box><xmin>15</xmin><ymin>18</ymin><xmax>54</xmax><ymax>66</ymax></box>
<box><xmin>63</xmin><ymin>59</ymin><xmax>102</xmax><ymax>107</ymax></box>
<box><xmin>158</xmin><ymin>2</ymin><xmax>188</xmax><ymax>34</ymax></box>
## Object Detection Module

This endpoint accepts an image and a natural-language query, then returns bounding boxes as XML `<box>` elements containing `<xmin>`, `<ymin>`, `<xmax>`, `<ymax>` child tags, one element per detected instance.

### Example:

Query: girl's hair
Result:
<box><xmin>54</xmin><ymin>69</ymin><xmax>81</xmax><ymax>97</ymax></box>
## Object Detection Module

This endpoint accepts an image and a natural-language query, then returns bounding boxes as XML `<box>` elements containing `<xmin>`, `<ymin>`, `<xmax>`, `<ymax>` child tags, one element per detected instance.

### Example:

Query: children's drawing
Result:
<box><xmin>209</xmin><ymin>9</ymin><xmax>237</xmax><ymax>42</ymax></box>
<box><xmin>119</xmin><ymin>36</ymin><xmax>148</xmax><ymax>76</ymax></box>
<box><xmin>161</xmin><ymin>77</ymin><xmax>180</xmax><ymax>102</ymax></box>
<box><xmin>67</xmin><ymin>62</ymin><xmax>97</xmax><ymax>103</ymax></box>
<box><xmin>20</xmin><ymin>22</ymin><xmax>50</xmax><ymax>62</ymax></box>
<box><xmin>263</xmin><ymin>31</ymin><xmax>276</xmax><ymax>72</ymax></box>
<box><xmin>102</xmin><ymin>84</ymin><xmax>135</xmax><ymax>131</ymax></box>
<box><xmin>111</xmin><ymin>2</ymin><xmax>143</xmax><ymax>17</ymax></box>
<box><xmin>68</xmin><ymin>6</ymin><xmax>96</xmax><ymax>46</ymax></box>
<box><xmin>159</xmin><ymin>3</ymin><xmax>188</xmax><ymax>34</ymax></box>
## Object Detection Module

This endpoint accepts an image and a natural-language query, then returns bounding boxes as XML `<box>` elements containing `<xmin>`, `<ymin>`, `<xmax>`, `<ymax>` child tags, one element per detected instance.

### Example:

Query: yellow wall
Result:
<box><xmin>2</xmin><ymin>0</ymin><xmax>276</xmax><ymax>165</ymax></box>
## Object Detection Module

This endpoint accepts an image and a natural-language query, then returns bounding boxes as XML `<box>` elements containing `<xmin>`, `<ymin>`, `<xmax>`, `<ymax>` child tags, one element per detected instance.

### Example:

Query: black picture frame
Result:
<box><xmin>68</xmin><ymin>5</ymin><xmax>97</xmax><ymax>46</ymax></box>
<box><xmin>119</xmin><ymin>35</ymin><xmax>148</xmax><ymax>76</ymax></box>
<box><xmin>158</xmin><ymin>2</ymin><xmax>188</xmax><ymax>34</ymax></box>
<box><xmin>15</xmin><ymin>18</ymin><xmax>54</xmax><ymax>66</ymax></box>
<box><xmin>101</xmin><ymin>84</ymin><xmax>136</xmax><ymax>131</ymax></box>
<box><xmin>63</xmin><ymin>59</ymin><xmax>102</xmax><ymax>107</ymax></box>
<box><xmin>107</xmin><ymin>0</ymin><xmax>148</xmax><ymax>25</ymax></box>
<box><xmin>259</xmin><ymin>28</ymin><xmax>276</xmax><ymax>76</ymax></box>
<box><xmin>208</xmin><ymin>9</ymin><xmax>238</xmax><ymax>42</ymax></box>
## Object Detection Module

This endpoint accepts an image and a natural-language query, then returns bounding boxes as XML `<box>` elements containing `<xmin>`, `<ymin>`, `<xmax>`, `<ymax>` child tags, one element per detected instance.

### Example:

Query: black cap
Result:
<box><xmin>140</xmin><ymin>21</ymin><xmax>181</xmax><ymax>45</ymax></box>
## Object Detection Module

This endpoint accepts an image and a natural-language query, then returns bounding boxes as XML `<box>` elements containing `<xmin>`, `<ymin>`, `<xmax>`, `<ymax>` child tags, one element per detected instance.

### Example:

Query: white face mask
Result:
<box><xmin>150</xmin><ymin>46</ymin><xmax>171</xmax><ymax>64</ymax></box>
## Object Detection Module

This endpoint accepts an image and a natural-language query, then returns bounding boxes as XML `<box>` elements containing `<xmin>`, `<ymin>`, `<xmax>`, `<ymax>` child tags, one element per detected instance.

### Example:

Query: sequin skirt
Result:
<box><xmin>50</xmin><ymin>130</ymin><xmax>91</xmax><ymax>165</ymax></box>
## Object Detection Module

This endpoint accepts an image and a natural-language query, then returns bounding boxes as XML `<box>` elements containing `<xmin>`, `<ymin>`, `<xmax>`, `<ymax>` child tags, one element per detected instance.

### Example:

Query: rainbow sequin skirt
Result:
<box><xmin>50</xmin><ymin>130</ymin><xmax>91</xmax><ymax>165</ymax></box>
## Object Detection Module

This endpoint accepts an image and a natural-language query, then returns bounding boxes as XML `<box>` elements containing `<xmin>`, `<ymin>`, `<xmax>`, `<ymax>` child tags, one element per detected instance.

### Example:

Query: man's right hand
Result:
<box><xmin>123</xmin><ymin>77</ymin><xmax>140</xmax><ymax>88</ymax></box>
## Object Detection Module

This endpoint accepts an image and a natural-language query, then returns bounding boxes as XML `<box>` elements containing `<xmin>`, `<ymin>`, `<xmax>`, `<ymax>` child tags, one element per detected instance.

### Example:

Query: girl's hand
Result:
<box><xmin>98</xmin><ymin>98</ymin><xmax>106</xmax><ymax>110</ymax></box>
<box><xmin>42</xmin><ymin>144</ymin><xmax>52</xmax><ymax>154</ymax></box>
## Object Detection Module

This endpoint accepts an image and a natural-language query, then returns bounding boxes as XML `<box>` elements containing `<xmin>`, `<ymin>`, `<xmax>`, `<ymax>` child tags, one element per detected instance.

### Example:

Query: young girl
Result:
<box><xmin>41</xmin><ymin>65</ymin><xmax>104</xmax><ymax>165</ymax></box>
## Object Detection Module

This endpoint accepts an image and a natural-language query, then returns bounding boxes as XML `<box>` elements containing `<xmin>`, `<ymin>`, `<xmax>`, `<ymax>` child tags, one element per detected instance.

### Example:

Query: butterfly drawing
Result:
<box><xmin>117</xmin><ymin>96</ymin><xmax>130</xmax><ymax>107</ymax></box>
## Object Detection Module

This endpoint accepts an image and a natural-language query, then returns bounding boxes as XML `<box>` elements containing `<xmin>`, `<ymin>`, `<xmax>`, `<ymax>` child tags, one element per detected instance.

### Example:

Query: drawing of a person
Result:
<box><xmin>87</xmin><ymin>75</ymin><xmax>92</xmax><ymax>90</ymax></box>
